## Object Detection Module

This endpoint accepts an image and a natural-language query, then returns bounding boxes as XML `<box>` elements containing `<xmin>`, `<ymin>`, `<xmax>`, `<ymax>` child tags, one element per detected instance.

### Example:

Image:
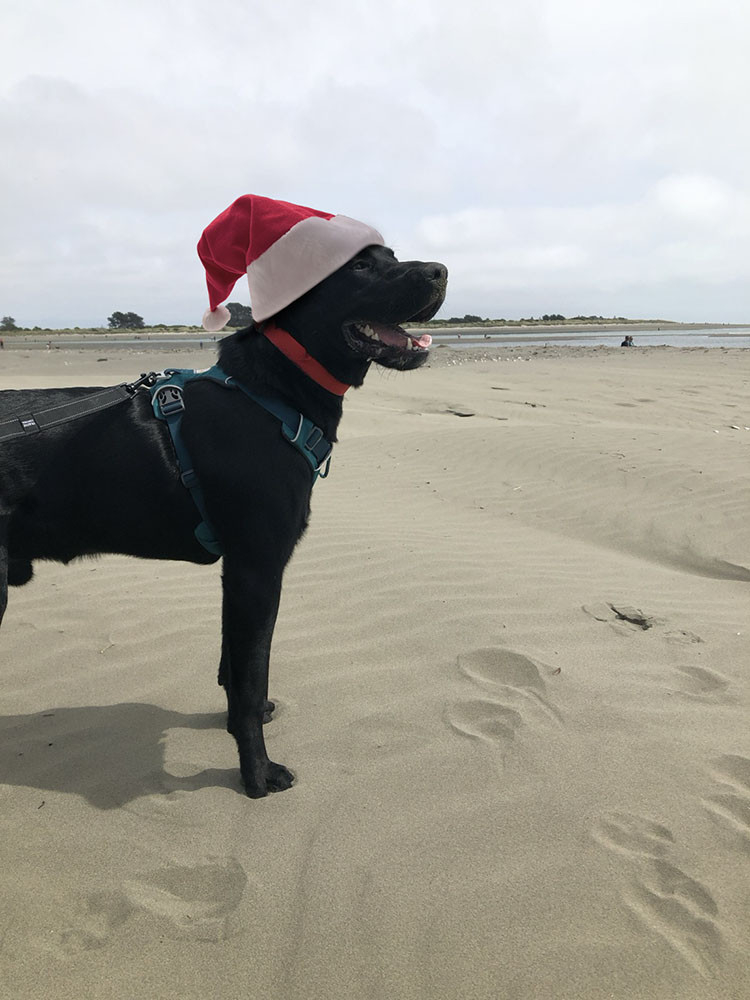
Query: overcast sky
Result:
<box><xmin>3</xmin><ymin>0</ymin><xmax>749</xmax><ymax>327</ymax></box>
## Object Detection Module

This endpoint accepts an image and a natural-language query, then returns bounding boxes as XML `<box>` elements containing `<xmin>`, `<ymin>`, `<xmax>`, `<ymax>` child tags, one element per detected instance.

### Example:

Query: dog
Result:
<box><xmin>0</xmin><ymin>244</ymin><xmax>447</xmax><ymax>797</ymax></box>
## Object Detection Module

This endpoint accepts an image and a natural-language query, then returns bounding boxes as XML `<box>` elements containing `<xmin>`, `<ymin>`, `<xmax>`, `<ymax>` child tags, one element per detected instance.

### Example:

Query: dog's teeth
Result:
<box><xmin>363</xmin><ymin>324</ymin><xmax>379</xmax><ymax>340</ymax></box>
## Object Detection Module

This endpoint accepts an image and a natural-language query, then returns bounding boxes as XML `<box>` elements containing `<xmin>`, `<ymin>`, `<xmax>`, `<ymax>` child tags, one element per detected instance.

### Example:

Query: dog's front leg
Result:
<box><xmin>218</xmin><ymin>635</ymin><xmax>275</xmax><ymax>723</ymax></box>
<box><xmin>221</xmin><ymin>556</ymin><xmax>294</xmax><ymax>797</ymax></box>
<box><xmin>0</xmin><ymin>516</ymin><xmax>8</xmax><ymax>627</ymax></box>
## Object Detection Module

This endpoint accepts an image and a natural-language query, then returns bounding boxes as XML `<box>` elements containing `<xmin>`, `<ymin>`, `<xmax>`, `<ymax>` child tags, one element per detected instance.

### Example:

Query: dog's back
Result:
<box><xmin>1</xmin><ymin>386</ymin><xmax>108</xmax><ymax>506</ymax></box>
<box><xmin>1</xmin><ymin>385</ymin><xmax>217</xmax><ymax>573</ymax></box>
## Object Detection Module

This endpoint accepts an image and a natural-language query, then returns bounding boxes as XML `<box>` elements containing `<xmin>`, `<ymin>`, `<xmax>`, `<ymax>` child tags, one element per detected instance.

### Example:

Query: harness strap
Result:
<box><xmin>0</xmin><ymin>385</ymin><xmax>133</xmax><ymax>443</ymax></box>
<box><xmin>151</xmin><ymin>379</ymin><xmax>222</xmax><ymax>555</ymax></box>
<box><xmin>219</xmin><ymin>380</ymin><xmax>333</xmax><ymax>477</ymax></box>
<box><xmin>150</xmin><ymin>366</ymin><xmax>333</xmax><ymax>556</ymax></box>
<box><xmin>164</xmin><ymin>366</ymin><xmax>333</xmax><ymax>478</ymax></box>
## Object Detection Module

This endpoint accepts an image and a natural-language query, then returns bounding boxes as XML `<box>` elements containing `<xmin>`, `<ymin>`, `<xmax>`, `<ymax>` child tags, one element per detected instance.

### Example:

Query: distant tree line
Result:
<box><xmin>420</xmin><ymin>313</ymin><xmax>633</xmax><ymax>327</ymax></box>
<box><xmin>108</xmin><ymin>311</ymin><xmax>145</xmax><ymax>329</ymax></box>
<box><xmin>518</xmin><ymin>314</ymin><xmax>566</xmax><ymax>322</ymax></box>
<box><xmin>449</xmin><ymin>313</ymin><xmax>615</xmax><ymax>323</ymax></box>
<box><xmin>105</xmin><ymin>304</ymin><xmax>252</xmax><ymax>329</ymax></box>
<box><xmin>226</xmin><ymin>302</ymin><xmax>253</xmax><ymax>327</ymax></box>
<box><xmin>519</xmin><ymin>314</ymin><xmax>628</xmax><ymax>323</ymax></box>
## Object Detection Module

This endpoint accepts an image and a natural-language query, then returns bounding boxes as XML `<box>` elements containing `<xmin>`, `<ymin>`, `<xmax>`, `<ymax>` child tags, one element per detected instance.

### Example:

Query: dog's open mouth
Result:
<box><xmin>343</xmin><ymin>321</ymin><xmax>432</xmax><ymax>359</ymax></box>
<box><xmin>341</xmin><ymin>280</ymin><xmax>444</xmax><ymax>369</ymax></box>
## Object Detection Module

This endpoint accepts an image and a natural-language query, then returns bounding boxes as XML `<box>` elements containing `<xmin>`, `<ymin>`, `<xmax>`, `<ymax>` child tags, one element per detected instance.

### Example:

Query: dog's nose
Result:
<box><xmin>425</xmin><ymin>262</ymin><xmax>448</xmax><ymax>284</ymax></box>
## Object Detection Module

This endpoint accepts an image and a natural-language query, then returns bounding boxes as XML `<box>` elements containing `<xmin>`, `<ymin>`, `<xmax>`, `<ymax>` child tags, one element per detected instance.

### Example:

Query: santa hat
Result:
<box><xmin>197</xmin><ymin>195</ymin><xmax>384</xmax><ymax>331</ymax></box>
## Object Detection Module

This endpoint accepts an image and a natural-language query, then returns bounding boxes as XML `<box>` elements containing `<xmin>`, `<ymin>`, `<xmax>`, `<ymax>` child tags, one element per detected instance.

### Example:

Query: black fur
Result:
<box><xmin>0</xmin><ymin>246</ymin><xmax>447</xmax><ymax>797</ymax></box>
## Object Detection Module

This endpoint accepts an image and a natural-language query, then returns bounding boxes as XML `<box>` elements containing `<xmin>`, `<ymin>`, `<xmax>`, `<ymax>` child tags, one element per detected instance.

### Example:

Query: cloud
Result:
<box><xmin>2</xmin><ymin>0</ymin><xmax>750</xmax><ymax>324</ymax></box>
<box><xmin>412</xmin><ymin>174</ymin><xmax>750</xmax><ymax>318</ymax></box>
<box><xmin>651</xmin><ymin>174</ymin><xmax>735</xmax><ymax>225</ymax></box>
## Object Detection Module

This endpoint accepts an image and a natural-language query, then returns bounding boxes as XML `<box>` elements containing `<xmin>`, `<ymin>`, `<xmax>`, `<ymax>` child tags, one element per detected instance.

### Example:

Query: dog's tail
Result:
<box><xmin>8</xmin><ymin>559</ymin><xmax>33</xmax><ymax>586</ymax></box>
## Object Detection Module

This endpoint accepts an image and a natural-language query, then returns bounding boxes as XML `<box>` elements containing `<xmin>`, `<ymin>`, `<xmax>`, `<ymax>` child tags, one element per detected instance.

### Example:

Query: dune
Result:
<box><xmin>1</xmin><ymin>342</ymin><xmax>748</xmax><ymax>999</ymax></box>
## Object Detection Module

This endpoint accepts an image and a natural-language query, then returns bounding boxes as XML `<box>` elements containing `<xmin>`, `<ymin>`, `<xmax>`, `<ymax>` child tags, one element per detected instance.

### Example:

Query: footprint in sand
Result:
<box><xmin>627</xmin><ymin>859</ymin><xmax>722</xmax><ymax>976</ymax></box>
<box><xmin>591</xmin><ymin>811</ymin><xmax>675</xmax><ymax>858</ymax></box>
<box><xmin>703</xmin><ymin>755</ymin><xmax>750</xmax><ymax>854</ymax></box>
<box><xmin>458</xmin><ymin>647</ymin><xmax>562</xmax><ymax>721</ymax></box>
<box><xmin>446</xmin><ymin>647</ymin><xmax>561</xmax><ymax>750</ymax></box>
<box><xmin>459</xmin><ymin>647</ymin><xmax>547</xmax><ymax>690</ymax></box>
<box><xmin>61</xmin><ymin>856</ymin><xmax>248</xmax><ymax>952</ymax></box>
<box><xmin>445</xmin><ymin>699</ymin><xmax>523</xmax><ymax>746</ymax></box>
<box><xmin>670</xmin><ymin>665</ymin><xmax>731</xmax><ymax>703</ymax></box>
<box><xmin>592</xmin><ymin>812</ymin><xmax>722</xmax><ymax>976</ymax></box>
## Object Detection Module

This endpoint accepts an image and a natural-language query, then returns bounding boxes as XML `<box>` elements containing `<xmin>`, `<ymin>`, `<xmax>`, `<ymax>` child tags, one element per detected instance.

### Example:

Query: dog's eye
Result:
<box><xmin>349</xmin><ymin>259</ymin><xmax>370</xmax><ymax>271</ymax></box>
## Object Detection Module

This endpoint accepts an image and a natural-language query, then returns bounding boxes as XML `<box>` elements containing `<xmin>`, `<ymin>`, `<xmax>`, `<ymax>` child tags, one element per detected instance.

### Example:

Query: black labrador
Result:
<box><xmin>0</xmin><ymin>246</ymin><xmax>447</xmax><ymax>797</ymax></box>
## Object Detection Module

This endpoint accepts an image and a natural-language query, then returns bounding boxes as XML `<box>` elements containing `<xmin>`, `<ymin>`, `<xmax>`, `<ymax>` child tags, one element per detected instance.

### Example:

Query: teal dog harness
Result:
<box><xmin>149</xmin><ymin>366</ymin><xmax>332</xmax><ymax>556</ymax></box>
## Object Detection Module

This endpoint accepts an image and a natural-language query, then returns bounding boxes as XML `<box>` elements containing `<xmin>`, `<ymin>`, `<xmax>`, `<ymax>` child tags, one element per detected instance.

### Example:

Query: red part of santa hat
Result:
<box><xmin>197</xmin><ymin>195</ymin><xmax>384</xmax><ymax>331</ymax></box>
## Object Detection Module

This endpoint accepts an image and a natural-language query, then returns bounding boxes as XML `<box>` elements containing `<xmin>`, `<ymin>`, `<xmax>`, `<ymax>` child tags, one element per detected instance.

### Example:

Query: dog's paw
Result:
<box><xmin>242</xmin><ymin>760</ymin><xmax>295</xmax><ymax>798</ymax></box>
<box><xmin>265</xmin><ymin>760</ymin><xmax>294</xmax><ymax>792</ymax></box>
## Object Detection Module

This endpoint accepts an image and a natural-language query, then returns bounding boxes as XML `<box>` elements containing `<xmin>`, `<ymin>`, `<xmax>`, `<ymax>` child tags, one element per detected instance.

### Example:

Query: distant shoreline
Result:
<box><xmin>2</xmin><ymin>320</ymin><xmax>750</xmax><ymax>342</ymax></box>
<box><xmin>2</xmin><ymin>322</ymin><xmax>749</xmax><ymax>355</ymax></box>
<box><xmin>413</xmin><ymin>321</ymin><xmax>750</xmax><ymax>335</ymax></box>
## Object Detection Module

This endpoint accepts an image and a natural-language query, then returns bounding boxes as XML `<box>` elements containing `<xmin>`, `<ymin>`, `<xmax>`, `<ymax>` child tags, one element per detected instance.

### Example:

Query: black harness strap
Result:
<box><xmin>0</xmin><ymin>384</ymin><xmax>134</xmax><ymax>443</ymax></box>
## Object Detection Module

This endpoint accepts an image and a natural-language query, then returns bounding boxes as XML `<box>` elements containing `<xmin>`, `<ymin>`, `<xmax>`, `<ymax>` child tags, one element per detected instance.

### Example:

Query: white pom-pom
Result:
<box><xmin>202</xmin><ymin>304</ymin><xmax>231</xmax><ymax>331</ymax></box>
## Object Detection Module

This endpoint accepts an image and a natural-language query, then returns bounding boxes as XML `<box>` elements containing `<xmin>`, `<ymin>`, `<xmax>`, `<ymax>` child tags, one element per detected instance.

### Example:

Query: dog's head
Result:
<box><xmin>274</xmin><ymin>245</ymin><xmax>447</xmax><ymax>381</ymax></box>
<box><xmin>336</xmin><ymin>246</ymin><xmax>447</xmax><ymax>371</ymax></box>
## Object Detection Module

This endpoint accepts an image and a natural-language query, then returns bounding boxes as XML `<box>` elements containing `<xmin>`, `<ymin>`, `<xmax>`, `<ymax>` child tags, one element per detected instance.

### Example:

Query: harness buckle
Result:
<box><xmin>155</xmin><ymin>385</ymin><xmax>185</xmax><ymax>417</ymax></box>
<box><xmin>305</xmin><ymin>426</ymin><xmax>323</xmax><ymax>451</ymax></box>
<box><xmin>181</xmin><ymin>469</ymin><xmax>199</xmax><ymax>489</ymax></box>
<box><xmin>305</xmin><ymin>426</ymin><xmax>333</xmax><ymax>473</ymax></box>
<box><xmin>281</xmin><ymin>416</ymin><xmax>332</xmax><ymax>474</ymax></box>
<box><xmin>124</xmin><ymin>371</ymin><xmax>160</xmax><ymax>394</ymax></box>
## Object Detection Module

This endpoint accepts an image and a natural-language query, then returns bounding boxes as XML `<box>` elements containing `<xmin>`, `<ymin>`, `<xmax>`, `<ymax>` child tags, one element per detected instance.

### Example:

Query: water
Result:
<box><xmin>4</xmin><ymin>328</ymin><xmax>750</xmax><ymax>350</ymax></box>
<box><xmin>429</xmin><ymin>327</ymin><xmax>750</xmax><ymax>350</ymax></box>
<box><xmin>4</xmin><ymin>336</ymin><xmax>221</xmax><ymax>351</ymax></box>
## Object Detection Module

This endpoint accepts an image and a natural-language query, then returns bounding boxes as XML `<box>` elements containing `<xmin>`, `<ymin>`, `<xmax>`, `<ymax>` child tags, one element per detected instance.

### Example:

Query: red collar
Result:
<box><xmin>262</xmin><ymin>324</ymin><xmax>351</xmax><ymax>396</ymax></box>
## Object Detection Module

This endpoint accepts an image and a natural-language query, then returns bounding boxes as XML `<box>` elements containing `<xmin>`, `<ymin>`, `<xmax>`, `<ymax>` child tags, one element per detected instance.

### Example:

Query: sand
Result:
<box><xmin>1</xmin><ymin>342</ymin><xmax>748</xmax><ymax>1000</ymax></box>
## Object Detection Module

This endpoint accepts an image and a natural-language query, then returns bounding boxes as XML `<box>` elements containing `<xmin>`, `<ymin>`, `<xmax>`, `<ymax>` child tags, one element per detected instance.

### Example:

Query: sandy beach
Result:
<box><xmin>1</xmin><ymin>341</ymin><xmax>749</xmax><ymax>1000</ymax></box>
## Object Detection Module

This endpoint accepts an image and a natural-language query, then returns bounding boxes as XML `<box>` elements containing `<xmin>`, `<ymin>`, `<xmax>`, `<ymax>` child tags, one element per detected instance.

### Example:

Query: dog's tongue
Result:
<box><xmin>370</xmin><ymin>323</ymin><xmax>432</xmax><ymax>349</ymax></box>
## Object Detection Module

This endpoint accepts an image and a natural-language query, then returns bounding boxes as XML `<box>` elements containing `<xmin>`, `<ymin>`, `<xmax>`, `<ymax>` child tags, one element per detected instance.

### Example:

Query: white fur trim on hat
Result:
<box><xmin>202</xmin><ymin>304</ymin><xmax>232</xmax><ymax>332</ymax></box>
<box><xmin>247</xmin><ymin>215</ymin><xmax>383</xmax><ymax>322</ymax></box>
